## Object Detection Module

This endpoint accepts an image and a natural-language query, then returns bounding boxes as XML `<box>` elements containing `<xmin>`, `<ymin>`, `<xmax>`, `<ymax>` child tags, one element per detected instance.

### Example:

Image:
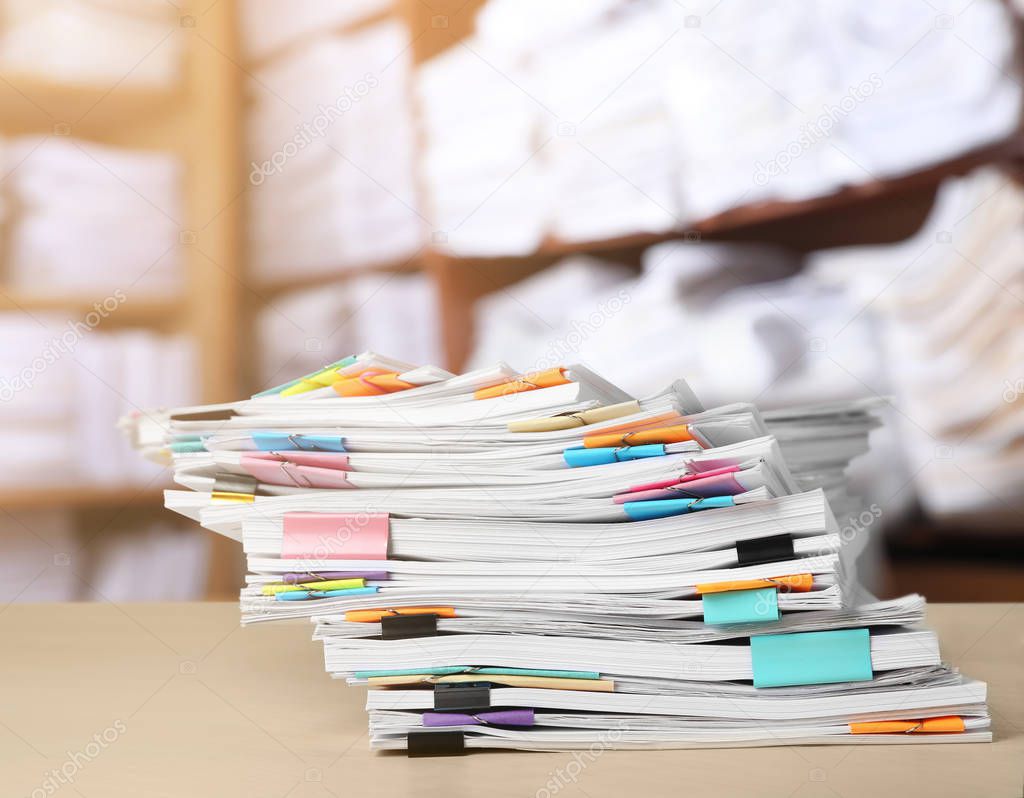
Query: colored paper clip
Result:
<box><xmin>474</xmin><ymin>367</ymin><xmax>570</xmax><ymax>400</ymax></box>
<box><xmin>251</xmin><ymin>432</ymin><xmax>346</xmax><ymax>452</ymax></box>
<box><xmin>622</xmin><ymin>495</ymin><xmax>735</xmax><ymax>520</ymax></box>
<box><xmin>275</xmin><ymin>586</ymin><xmax>378</xmax><ymax>601</ymax></box>
<box><xmin>354</xmin><ymin>666</ymin><xmax>601</xmax><ymax>680</ymax></box>
<box><xmin>564</xmin><ymin>444</ymin><xmax>666</xmax><ymax>467</ymax></box>
<box><xmin>696</xmin><ymin>574</ymin><xmax>813</xmax><ymax>594</ymax></box>
<box><xmin>583</xmin><ymin>424</ymin><xmax>693</xmax><ymax>449</ymax></box>
<box><xmin>345</xmin><ymin>606</ymin><xmax>456</xmax><ymax>623</ymax></box>
<box><xmin>281</xmin><ymin>570</ymin><xmax>388</xmax><ymax>583</ymax></box>
<box><xmin>333</xmin><ymin>370</ymin><xmax>416</xmax><ymax>397</ymax></box>
<box><xmin>262</xmin><ymin>578</ymin><xmax>365</xmax><ymax>596</ymax></box>
<box><xmin>210</xmin><ymin>491</ymin><xmax>255</xmax><ymax>504</ymax></box>
<box><xmin>750</xmin><ymin>628</ymin><xmax>873</xmax><ymax>688</ymax></box>
<box><xmin>170</xmin><ymin>439</ymin><xmax>207</xmax><ymax>454</ymax></box>
<box><xmin>613</xmin><ymin>470</ymin><xmax>745</xmax><ymax>503</ymax></box>
<box><xmin>506</xmin><ymin>400</ymin><xmax>640</xmax><ymax>433</ymax></box>
<box><xmin>702</xmin><ymin>587</ymin><xmax>779</xmax><ymax>625</ymax></box>
<box><xmin>623</xmin><ymin>464</ymin><xmax>740</xmax><ymax>495</ymax></box>
<box><xmin>252</xmin><ymin>356</ymin><xmax>356</xmax><ymax>398</ymax></box>
<box><xmin>423</xmin><ymin>709</ymin><xmax>535</xmax><ymax>728</ymax></box>
<box><xmin>849</xmin><ymin>716</ymin><xmax>965</xmax><ymax>734</ymax></box>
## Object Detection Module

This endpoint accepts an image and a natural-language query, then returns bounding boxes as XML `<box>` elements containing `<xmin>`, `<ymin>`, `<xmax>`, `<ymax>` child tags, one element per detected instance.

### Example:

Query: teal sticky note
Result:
<box><xmin>703</xmin><ymin>587</ymin><xmax>779</xmax><ymax>625</ymax></box>
<box><xmin>169</xmin><ymin>440</ymin><xmax>207</xmax><ymax>453</ymax></box>
<box><xmin>750</xmin><ymin>628</ymin><xmax>873</xmax><ymax>688</ymax></box>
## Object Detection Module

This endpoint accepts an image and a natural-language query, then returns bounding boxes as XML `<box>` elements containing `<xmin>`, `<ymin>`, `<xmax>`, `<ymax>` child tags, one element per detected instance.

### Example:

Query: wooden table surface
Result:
<box><xmin>1</xmin><ymin>602</ymin><xmax>1021</xmax><ymax>798</ymax></box>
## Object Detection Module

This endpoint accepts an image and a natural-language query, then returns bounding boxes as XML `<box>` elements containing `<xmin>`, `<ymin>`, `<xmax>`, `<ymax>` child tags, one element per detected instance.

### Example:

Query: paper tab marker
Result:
<box><xmin>281</xmin><ymin>512</ymin><xmax>389</xmax><ymax>560</ymax></box>
<box><xmin>423</xmin><ymin>709</ymin><xmax>534</xmax><ymax>728</ymax></box>
<box><xmin>702</xmin><ymin>586</ymin><xmax>779</xmax><ymax>625</ymax></box>
<box><xmin>849</xmin><ymin>716</ymin><xmax>965</xmax><ymax>734</ymax></box>
<box><xmin>252</xmin><ymin>432</ymin><xmax>346</xmax><ymax>452</ymax></box>
<box><xmin>751</xmin><ymin>628</ymin><xmax>873</xmax><ymax>688</ymax></box>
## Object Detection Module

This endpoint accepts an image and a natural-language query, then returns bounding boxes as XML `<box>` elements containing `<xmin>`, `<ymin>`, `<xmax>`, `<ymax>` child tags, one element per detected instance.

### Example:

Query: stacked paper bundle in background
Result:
<box><xmin>125</xmin><ymin>353</ymin><xmax>991</xmax><ymax>753</ymax></box>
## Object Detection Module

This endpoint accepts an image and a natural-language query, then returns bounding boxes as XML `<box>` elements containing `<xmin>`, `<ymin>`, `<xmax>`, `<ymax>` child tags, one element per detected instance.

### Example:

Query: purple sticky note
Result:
<box><xmin>422</xmin><ymin>709</ymin><xmax>534</xmax><ymax>727</ymax></box>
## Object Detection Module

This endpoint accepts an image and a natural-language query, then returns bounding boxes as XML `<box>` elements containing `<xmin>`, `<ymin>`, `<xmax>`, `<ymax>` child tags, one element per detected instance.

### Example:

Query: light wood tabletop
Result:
<box><xmin>1</xmin><ymin>602</ymin><xmax>1020</xmax><ymax>798</ymax></box>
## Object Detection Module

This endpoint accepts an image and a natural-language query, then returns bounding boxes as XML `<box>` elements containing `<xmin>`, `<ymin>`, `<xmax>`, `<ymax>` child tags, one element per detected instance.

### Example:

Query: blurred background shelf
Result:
<box><xmin>0</xmin><ymin>292</ymin><xmax>183</xmax><ymax>324</ymax></box>
<box><xmin>0</xmin><ymin>486</ymin><xmax>165</xmax><ymax>511</ymax></box>
<box><xmin>0</xmin><ymin>78</ymin><xmax>182</xmax><ymax>136</ymax></box>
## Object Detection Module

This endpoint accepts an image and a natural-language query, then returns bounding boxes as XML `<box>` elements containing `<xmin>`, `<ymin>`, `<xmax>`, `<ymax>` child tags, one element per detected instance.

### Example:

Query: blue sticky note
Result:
<box><xmin>623</xmin><ymin>495</ymin><xmax>734</xmax><ymax>520</ymax></box>
<box><xmin>750</xmin><ymin>628</ymin><xmax>873</xmax><ymax>688</ymax></box>
<box><xmin>702</xmin><ymin>587</ymin><xmax>779</xmax><ymax>625</ymax></box>
<box><xmin>563</xmin><ymin>444</ymin><xmax>666</xmax><ymax>467</ymax></box>
<box><xmin>252</xmin><ymin>432</ymin><xmax>346</xmax><ymax>452</ymax></box>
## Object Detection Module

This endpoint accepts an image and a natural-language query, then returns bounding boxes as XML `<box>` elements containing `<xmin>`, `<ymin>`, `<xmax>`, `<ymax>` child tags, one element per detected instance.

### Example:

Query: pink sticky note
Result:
<box><xmin>241</xmin><ymin>455</ymin><xmax>353</xmax><ymax>488</ymax></box>
<box><xmin>281</xmin><ymin>512</ymin><xmax>389</xmax><ymax>559</ymax></box>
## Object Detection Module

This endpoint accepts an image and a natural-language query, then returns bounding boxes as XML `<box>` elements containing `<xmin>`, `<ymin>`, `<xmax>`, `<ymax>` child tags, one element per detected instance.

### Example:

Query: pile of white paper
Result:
<box><xmin>0</xmin><ymin>316</ymin><xmax>194</xmax><ymax>487</ymax></box>
<box><xmin>125</xmin><ymin>352</ymin><xmax>990</xmax><ymax>753</ymax></box>
<box><xmin>415</xmin><ymin>0</ymin><xmax>1020</xmax><ymax>255</ymax></box>
<box><xmin>0</xmin><ymin>0</ymin><xmax>181</xmax><ymax>88</ymax></box>
<box><xmin>247</xmin><ymin>19</ymin><xmax>421</xmax><ymax>279</ymax></box>
<box><xmin>1</xmin><ymin>137</ymin><xmax>183</xmax><ymax>295</ymax></box>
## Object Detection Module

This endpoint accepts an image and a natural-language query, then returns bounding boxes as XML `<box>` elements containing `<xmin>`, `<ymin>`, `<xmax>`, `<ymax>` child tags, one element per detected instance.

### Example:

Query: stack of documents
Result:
<box><xmin>127</xmin><ymin>353</ymin><xmax>991</xmax><ymax>753</ymax></box>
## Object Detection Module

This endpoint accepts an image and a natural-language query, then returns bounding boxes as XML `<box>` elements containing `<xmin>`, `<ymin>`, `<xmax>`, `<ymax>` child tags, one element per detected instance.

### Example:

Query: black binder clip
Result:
<box><xmin>433</xmin><ymin>682</ymin><xmax>491</xmax><ymax>712</ymax></box>
<box><xmin>407</xmin><ymin>731</ymin><xmax>465</xmax><ymax>757</ymax></box>
<box><xmin>380</xmin><ymin>613</ymin><xmax>438</xmax><ymax>640</ymax></box>
<box><xmin>736</xmin><ymin>533</ymin><xmax>794</xmax><ymax>566</ymax></box>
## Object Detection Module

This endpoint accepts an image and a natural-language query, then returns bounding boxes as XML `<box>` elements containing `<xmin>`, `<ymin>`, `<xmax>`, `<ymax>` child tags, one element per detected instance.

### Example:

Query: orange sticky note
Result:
<box><xmin>333</xmin><ymin>371</ymin><xmax>416</xmax><ymax>397</ymax></box>
<box><xmin>849</xmin><ymin>716</ymin><xmax>965</xmax><ymax>734</ymax></box>
<box><xmin>583</xmin><ymin>424</ymin><xmax>693</xmax><ymax>449</ymax></box>
<box><xmin>696</xmin><ymin>574</ymin><xmax>814</xmax><ymax>595</ymax></box>
<box><xmin>474</xmin><ymin>368</ymin><xmax>570</xmax><ymax>400</ymax></box>
<box><xmin>344</xmin><ymin>606</ymin><xmax>457</xmax><ymax>623</ymax></box>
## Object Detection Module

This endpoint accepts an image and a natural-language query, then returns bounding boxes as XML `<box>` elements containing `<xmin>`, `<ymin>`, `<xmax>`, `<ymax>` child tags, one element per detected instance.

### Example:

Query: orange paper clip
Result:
<box><xmin>583</xmin><ymin>424</ymin><xmax>693</xmax><ymax>449</ymax></box>
<box><xmin>333</xmin><ymin>370</ymin><xmax>416</xmax><ymax>397</ymax></box>
<box><xmin>696</xmin><ymin>574</ymin><xmax>814</xmax><ymax>595</ymax></box>
<box><xmin>850</xmin><ymin>716</ymin><xmax>965</xmax><ymax>734</ymax></box>
<box><xmin>474</xmin><ymin>368</ymin><xmax>570</xmax><ymax>400</ymax></box>
<box><xmin>344</xmin><ymin>606</ymin><xmax>456</xmax><ymax>623</ymax></box>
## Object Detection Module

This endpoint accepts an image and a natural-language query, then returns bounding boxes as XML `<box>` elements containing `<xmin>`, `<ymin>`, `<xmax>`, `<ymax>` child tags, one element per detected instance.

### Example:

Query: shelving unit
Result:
<box><xmin>0</xmin><ymin>1</ymin><xmax>245</xmax><ymax>597</ymax></box>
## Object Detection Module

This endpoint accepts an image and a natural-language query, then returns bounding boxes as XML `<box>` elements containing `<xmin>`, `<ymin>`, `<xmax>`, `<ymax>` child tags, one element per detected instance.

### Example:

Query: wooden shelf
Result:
<box><xmin>434</xmin><ymin>136</ymin><xmax>1024</xmax><ymax>267</ymax></box>
<box><xmin>0</xmin><ymin>487</ymin><xmax>166</xmax><ymax>511</ymax></box>
<box><xmin>255</xmin><ymin>253</ymin><xmax>424</xmax><ymax>296</ymax></box>
<box><xmin>0</xmin><ymin>76</ymin><xmax>182</xmax><ymax>138</ymax></box>
<box><xmin>428</xmin><ymin>136</ymin><xmax>1024</xmax><ymax>370</ymax></box>
<box><xmin>0</xmin><ymin>291</ymin><xmax>183</xmax><ymax>326</ymax></box>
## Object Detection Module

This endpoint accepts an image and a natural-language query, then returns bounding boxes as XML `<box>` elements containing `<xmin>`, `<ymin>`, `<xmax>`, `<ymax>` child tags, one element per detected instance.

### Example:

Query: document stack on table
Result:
<box><xmin>125</xmin><ymin>352</ymin><xmax>991</xmax><ymax>754</ymax></box>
